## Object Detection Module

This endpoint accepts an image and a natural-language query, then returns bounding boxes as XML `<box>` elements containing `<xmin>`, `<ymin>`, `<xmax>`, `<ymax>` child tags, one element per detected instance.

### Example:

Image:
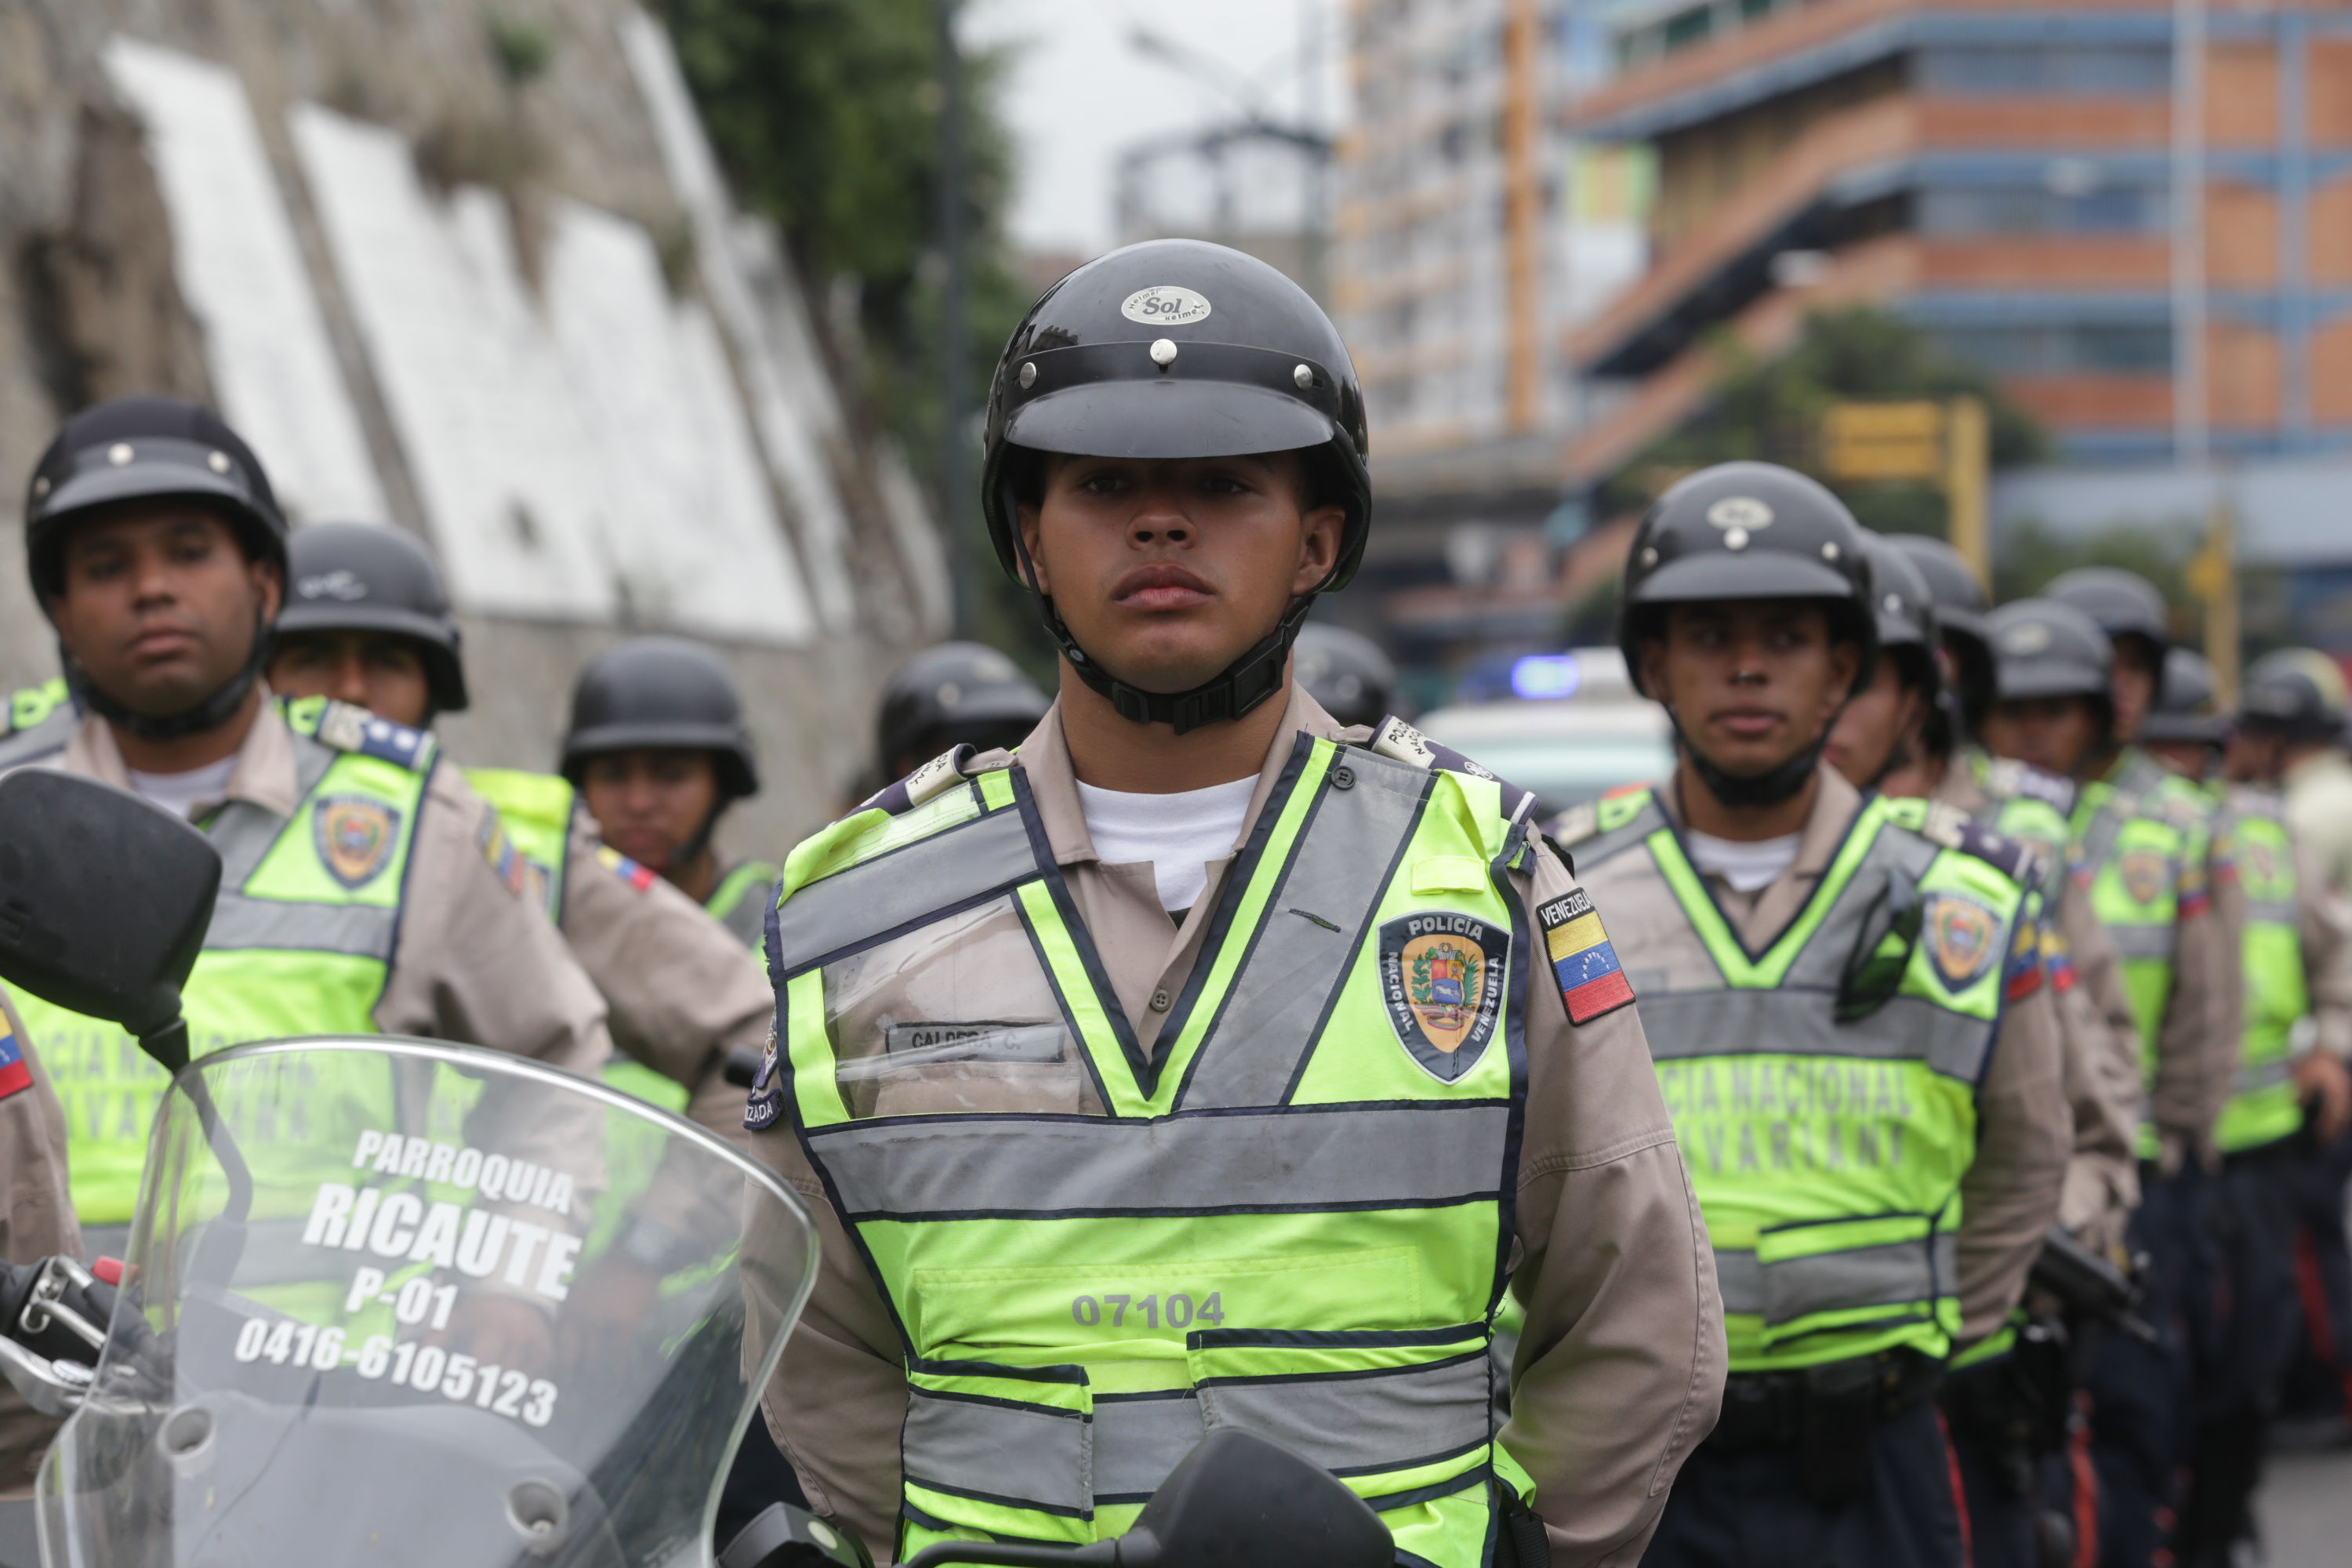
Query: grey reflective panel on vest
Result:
<box><xmin>1712</xmin><ymin>1248</ymin><xmax>1763</xmax><ymax>1316</ymax></box>
<box><xmin>0</xmin><ymin>706</ymin><xmax>76</xmax><ymax>771</ymax></box>
<box><xmin>2245</xmin><ymin>899</ymin><xmax>2299</xmax><ymax>928</ymax></box>
<box><xmin>772</xmin><ymin>807</ymin><xmax>1036</xmax><ymax>976</ymax></box>
<box><xmin>2107</xmin><ymin>924</ymin><xmax>2178</xmax><ymax>960</ymax></box>
<box><xmin>1760</xmin><ymin>1232</ymin><xmax>1958</xmax><ymax>1329</ymax></box>
<box><xmin>1639</xmin><ymin>993</ymin><xmax>1994</xmax><ymax>1083</ymax></box>
<box><xmin>2235</xmin><ymin>1058</ymin><xmax>2293</xmax><ymax>1094</ymax></box>
<box><xmin>2076</xmin><ymin>800</ymin><xmax>2134</xmax><ymax>889</ymax></box>
<box><xmin>903</xmin><ymin>1388</ymin><xmax>1091</xmax><ymax>1515</ymax></box>
<box><xmin>1194</xmin><ymin>1351</ymin><xmax>1493</xmax><ymax>1477</ymax></box>
<box><xmin>720</xmin><ymin>878</ymin><xmax>777</xmax><ymax>949</ymax></box>
<box><xmin>205</xmin><ymin>895</ymin><xmax>401</xmax><ymax>960</ymax></box>
<box><xmin>1178</xmin><ymin>753</ymin><xmax>1432</xmax><ymax>1110</ymax></box>
<box><xmin>808</xmin><ymin>1102</ymin><xmax>1514</xmax><ymax>1219</ymax></box>
<box><xmin>1091</xmin><ymin>1393</ymin><xmax>1210</xmax><ymax>1500</ymax></box>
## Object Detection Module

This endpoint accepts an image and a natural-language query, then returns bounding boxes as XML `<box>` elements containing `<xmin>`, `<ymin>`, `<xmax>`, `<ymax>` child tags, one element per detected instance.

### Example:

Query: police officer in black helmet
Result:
<box><xmin>873</xmin><ymin>641</ymin><xmax>1052</xmax><ymax>786</ymax></box>
<box><xmin>1290</xmin><ymin>621</ymin><xmax>1404</xmax><ymax>731</ymax></box>
<box><xmin>739</xmin><ymin>239</ymin><xmax>1719</xmax><ymax>1566</ymax></box>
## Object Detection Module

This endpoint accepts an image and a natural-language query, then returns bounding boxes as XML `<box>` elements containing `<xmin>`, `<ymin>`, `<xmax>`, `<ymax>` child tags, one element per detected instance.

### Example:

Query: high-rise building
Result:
<box><xmin>1567</xmin><ymin>0</ymin><xmax>2352</xmax><ymax>476</ymax></box>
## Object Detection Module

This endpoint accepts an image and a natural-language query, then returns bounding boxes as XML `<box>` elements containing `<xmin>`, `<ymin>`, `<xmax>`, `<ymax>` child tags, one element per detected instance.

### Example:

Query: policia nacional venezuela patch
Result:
<box><xmin>1377</xmin><ymin>913</ymin><xmax>1508</xmax><ymax>1081</ymax></box>
<box><xmin>1538</xmin><ymin>888</ymin><xmax>1635</xmax><ymax>1025</ymax></box>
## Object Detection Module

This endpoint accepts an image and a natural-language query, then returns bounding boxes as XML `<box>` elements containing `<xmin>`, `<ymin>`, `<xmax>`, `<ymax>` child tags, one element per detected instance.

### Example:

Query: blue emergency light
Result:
<box><xmin>1510</xmin><ymin>654</ymin><xmax>1582</xmax><ymax>700</ymax></box>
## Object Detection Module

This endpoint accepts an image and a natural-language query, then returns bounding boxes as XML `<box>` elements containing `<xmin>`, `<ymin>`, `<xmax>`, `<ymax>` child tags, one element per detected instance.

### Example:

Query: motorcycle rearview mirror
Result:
<box><xmin>899</xmin><ymin>1428</ymin><xmax>1392</xmax><ymax>1568</ymax></box>
<box><xmin>0</xmin><ymin>768</ymin><xmax>220</xmax><ymax>1073</ymax></box>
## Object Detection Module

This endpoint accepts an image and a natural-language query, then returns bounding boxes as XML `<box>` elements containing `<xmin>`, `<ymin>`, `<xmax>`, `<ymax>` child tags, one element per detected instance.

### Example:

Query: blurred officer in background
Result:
<box><xmin>869</xmin><ymin>640</ymin><xmax>1051</xmax><ymax>797</ymax></box>
<box><xmin>1555</xmin><ymin>466</ymin><xmax>2067</xmax><ymax>1568</ymax></box>
<box><xmin>1887</xmin><ymin>533</ymin><xmax>1998</xmax><ymax>750</ymax></box>
<box><xmin>265</xmin><ymin>524</ymin><xmax>770</xmax><ymax>1130</ymax></box>
<box><xmin>2137</xmin><ymin>648</ymin><xmax>2227</xmax><ymax>783</ymax></box>
<box><xmin>746</xmin><ymin>238</ymin><xmax>1721</xmax><ymax>1568</ymax></box>
<box><xmin>1979</xmin><ymin>595</ymin><xmax>2236</xmax><ymax>1568</ymax></box>
<box><xmin>2233</xmin><ymin>648</ymin><xmax>2352</xmax><ymax>902</ymax></box>
<box><xmin>0</xmin><ymin>398</ymin><xmax>608</xmax><ymax>1250</ymax></box>
<box><xmin>2145</xmin><ymin>651</ymin><xmax>2352</xmax><ymax>1567</ymax></box>
<box><xmin>1290</xmin><ymin>619</ymin><xmax>1403</xmax><ymax>731</ymax></box>
<box><xmin>561</xmin><ymin>638</ymin><xmax>782</xmax><ymax>954</ymax></box>
<box><xmin>1831</xmin><ymin>543</ymin><xmax>2137</xmax><ymax>1567</ymax></box>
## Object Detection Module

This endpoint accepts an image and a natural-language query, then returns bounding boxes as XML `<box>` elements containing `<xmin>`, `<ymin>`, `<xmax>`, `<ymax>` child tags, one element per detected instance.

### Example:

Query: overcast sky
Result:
<box><xmin>964</xmin><ymin>0</ymin><xmax>1344</xmax><ymax>259</ymax></box>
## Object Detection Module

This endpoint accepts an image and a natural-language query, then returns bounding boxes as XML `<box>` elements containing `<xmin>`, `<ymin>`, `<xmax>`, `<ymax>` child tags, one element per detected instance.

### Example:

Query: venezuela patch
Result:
<box><xmin>1377</xmin><ymin>911</ymin><xmax>1508</xmax><ymax>1081</ymax></box>
<box><xmin>1537</xmin><ymin>887</ymin><xmax>1635</xmax><ymax>1025</ymax></box>
<box><xmin>596</xmin><ymin>845</ymin><xmax>659</xmax><ymax>893</ymax></box>
<box><xmin>0</xmin><ymin>1022</ymin><xmax>29</xmax><ymax>1100</ymax></box>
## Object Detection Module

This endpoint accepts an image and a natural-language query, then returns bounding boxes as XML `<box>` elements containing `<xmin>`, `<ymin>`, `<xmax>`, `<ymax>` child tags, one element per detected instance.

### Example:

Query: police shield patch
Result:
<box><xmin>1922</xmin><ymin>891</ymin><xmax>2001</xmax><ymax>993</ymax></box>
<box><xmin>1378</xmin><ymin>913</ymin><xmax>1507</xmax><ymax>1082</ymax></box>
<box><xmin>314</xmin><ymin>796</ymin><xmax>399</xmax><ymax>890</ymax></box>
<box><xmin>2118</xmin><ymin>848</ymin><xmax>2170</xmax><ymax>906</ymax></box>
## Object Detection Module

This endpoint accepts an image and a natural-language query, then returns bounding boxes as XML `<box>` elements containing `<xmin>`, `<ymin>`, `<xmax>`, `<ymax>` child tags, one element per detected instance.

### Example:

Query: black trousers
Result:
<box><xmin>1644</xmin><ymin>1399</ymin><xmax>1968</xmax><ymax>1568</ymax></box>
<box><xmin>2085</xmin><ymin>1167</ymin><xmax>2201</xmax><ymax>1568</ymax></box>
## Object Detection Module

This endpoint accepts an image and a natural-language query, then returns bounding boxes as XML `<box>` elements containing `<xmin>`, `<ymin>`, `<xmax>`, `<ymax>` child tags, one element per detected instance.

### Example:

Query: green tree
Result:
<box><xmin>655</xmin><ymin>0</ymin><xmax>1038</xmax><ymax>648</ymax></box>
<box><xmin>1599</xmin><ymin>307</ymin><xmax>2052</xmax><ymax>539</ymax></box>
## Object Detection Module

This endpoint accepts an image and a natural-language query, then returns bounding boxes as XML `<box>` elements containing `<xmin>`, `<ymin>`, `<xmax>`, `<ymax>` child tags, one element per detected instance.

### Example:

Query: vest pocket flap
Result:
<box><xmin>1755</xmin><ymin>1215</ymin><xmax>1950</xmax><ymax>1334</ymax></box>
<box><xmin>1411</xmin><ymin>856</ymin><xmax>1490</xmax><ymax>895</ymax></box>
<box><xmin>1185</xmin><ymin>1326</ymin><xmax>1491</xmax><ymax>1478</ymax></box>
<box><xmin>903</xmin><ymin>1359</ymin><xmax>1095</xmax><ymax>1524</ymax></box>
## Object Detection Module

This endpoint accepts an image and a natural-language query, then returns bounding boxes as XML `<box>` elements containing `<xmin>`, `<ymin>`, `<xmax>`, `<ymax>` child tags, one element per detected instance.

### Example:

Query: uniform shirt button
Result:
<box><xmin>1149</xmin><ymin>988</ymin><xmax>1172</xmax><ymax>1012</ymax></box>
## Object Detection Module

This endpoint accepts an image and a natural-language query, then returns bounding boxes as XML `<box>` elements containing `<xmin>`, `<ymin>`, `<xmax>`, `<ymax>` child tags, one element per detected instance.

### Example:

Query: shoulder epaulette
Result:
<box><xmin>1547</xmin><ymin>801</ymin><xmax>1599</xmax><ymax>847</ymax></box>
<box><xmin>4</xmin><ymin>679</ymin><xmax>70</xmax><ymax>739</ymax></box>
<box><xmin>1981</xmin><ymin>757</ymin><xmax>2075</xmax><ymax>814</ymax></box>
<box><xmin>310</xmin><ymin>699</ymin><xmax>437</xmax><ymax>772</ymax></box>
<box><xmin>858</xmin><ymin>743</ymin><xmax>1012</xmax><ymax>818</ymax></box>
<box><xmin>1367</xmin><ymin>717</ymin><xmax>1537</xmax><ymax>826</ymax></box>
<box><xmin>1900</xmin><ymin>797</ymin><xmax>2044</xmax><ymax>890</ymax></box>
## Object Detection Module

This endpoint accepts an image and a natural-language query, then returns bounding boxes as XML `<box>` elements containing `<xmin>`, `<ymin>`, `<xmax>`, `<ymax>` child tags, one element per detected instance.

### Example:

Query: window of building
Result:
<box><xmin>1913</xmin><ymin>44</ymin><xmax>2171</xmax><ymax>96</ymax></box>
<box><xmin>1928</xmin><ymin>323</ymin><xmax>2173</xmax><ymax>376</ymax></box>
<box><xmin>1917</xmin><ymin>185</ymin><xmax>2169</xmax><ymax>235</ymax></box>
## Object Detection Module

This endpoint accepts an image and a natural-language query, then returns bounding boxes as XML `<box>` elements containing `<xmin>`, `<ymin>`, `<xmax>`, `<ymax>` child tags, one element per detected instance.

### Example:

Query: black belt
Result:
<box><xmin>1706</xmin><ymin>1348</ymin><xmax>1945</xmax><ymax>1452</ymax></box>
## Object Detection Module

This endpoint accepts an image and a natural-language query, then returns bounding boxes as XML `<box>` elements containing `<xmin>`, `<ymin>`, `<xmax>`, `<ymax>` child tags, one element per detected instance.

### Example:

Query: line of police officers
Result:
<box><xmin>0</xmin><ymin>237</ymin><xmax>2343</xmax><ymax>1568</ymax></box>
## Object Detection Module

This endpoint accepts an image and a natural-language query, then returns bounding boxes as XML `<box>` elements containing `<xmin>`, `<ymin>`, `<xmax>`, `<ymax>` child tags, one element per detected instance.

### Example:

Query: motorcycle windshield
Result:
<box><xmin>37</xmin><ymin>1037</ymin><xmax>816</xmax><ymax>1568</ymax></box>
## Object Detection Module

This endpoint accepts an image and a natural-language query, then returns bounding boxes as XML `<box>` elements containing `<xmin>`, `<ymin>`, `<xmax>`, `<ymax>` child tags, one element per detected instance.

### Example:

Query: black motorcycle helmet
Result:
<box><xmin>24</xmin><ymin>396</ymin><xmax>289</xmax><ymax>741</ymax></box>
<box><xmin>877</xmin><ymin>642</ymin><xmax>1052</xmax><ymax>776</ymax></box>
<box><xmin>1860</xmin><ymin>533</ymin><xmax>1951</xmax><ymax>757</ymax></box>
<box><xmin>2238</xmin><ymin>648</ymin><xmax>2350</xmax><ymax>746</ymax></box>
<box><xmin>1290</xmin><ymin>622</ymin><xmax>1402</xmax><ymax>730</ymax></box>
<box><xmin>1617</xmin><ymin>462</ymin><xmax>1876</xmax><ymax>806</ymax></box>
<box><xmin>1984</xmin><ymin>600</ymin><xmax>2114</xmax><ymax>746</ymax></box>
<box><xmin>980</xmin><ymin>239</ymin><xmax>1370</xmax><ymax>735</ymax></box>
<box><xmin>2045</xmin><ymin>566</ymin><xmax>2169</xmax><ymax>702</ymax></box>
<box><xmin>1887</xmin><ymin>533</ymin><xmax>1994</xmax><ymax>733</ymax></box>
<box><xmin>561</xmin><ymin>638</ymin><xmax>760</xmax><ymax>803</ymax></box>
<box><xmin>2139</xmin><ymin>647</ymin><xmax>2227</xmax><ymax>748</ymax></box>
<box><xmin>277</xmin><ymin>522</ymin><xmax>470</xmax><ymax>717</ymax></box>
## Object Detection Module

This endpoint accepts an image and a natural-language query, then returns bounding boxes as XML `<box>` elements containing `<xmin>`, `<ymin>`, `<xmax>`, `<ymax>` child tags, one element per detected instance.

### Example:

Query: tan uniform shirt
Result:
<box><xmin>1605</xmin><ymin>768</ymin><xmax>2071</xmax><ymax>1343</ymax></box>
<box><xmin>750</xmin><ymin>687</ymin><xmax>1724</xmax><ymax>1567</ymax></box>
<box><xmin>0</xmin><ymin>990</ymin><xmax>79</xmax><ymax>1495</ymax></box>
<box><xmin>52</xmin><ymin>702</ymin><xmax>610</xmax><ymax>1075</ymax></box>
<box><xmin>1929</xmin><ymin>767</ymin><xmax>2140</xmax><ymax>1247</ymax></box>
<box><xmin>2296</xmin><ymin>839</ymin><xmax>2352</xmax><ymax>1062</ymax></box>
<box><xmin>555</xmin><ymin>817</ymin><xmax>767</xmax><ymax>1142</ymax></box>
<box><xmin>2284</xmin><ymin>750</ymin><xmax>2352</xmax><ymax>904</ymax></box>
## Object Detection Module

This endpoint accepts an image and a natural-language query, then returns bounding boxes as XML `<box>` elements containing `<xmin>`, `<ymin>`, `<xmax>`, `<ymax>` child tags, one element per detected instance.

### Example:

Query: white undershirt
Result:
<box><xmin>1075</xmin><ymin>775</ymin><xmax>1258</xmax><ymax>915</ymax></box>
<box><xmin>125</xmin><ymin>757</ymin><xmax>238</xmax><ymax>822</ymax></box>
<box><xmin>1683</xmin><ymin>829</ymin><xmax>1801</xmax><ymax>895</ymax></box>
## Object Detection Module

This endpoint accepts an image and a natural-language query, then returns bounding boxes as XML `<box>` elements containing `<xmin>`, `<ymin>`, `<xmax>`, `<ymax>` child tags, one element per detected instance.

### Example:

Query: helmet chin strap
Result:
<box><xmin>1668</xmin><ymin>699</ymin><xmax>1838</xmax><ymax>812</ymax></box>
<box><xmin>65</xmin><ymin>612</ymin><xmax>274</xmax><ymax>745</ymax></box>
<box><xmin>1010</xmin><ymin>493</ymin><xmax>1318</xmax><ymax>735</ymax></box>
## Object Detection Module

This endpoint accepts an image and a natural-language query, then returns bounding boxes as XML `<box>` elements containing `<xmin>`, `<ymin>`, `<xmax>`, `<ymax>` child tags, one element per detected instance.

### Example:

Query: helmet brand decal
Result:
<box><xmin>1704</xmin><ymin>496</ymin><xmax>1773</xmax><ymax>531</ymax></box>
<box><xmin>314</xmin><ymin>795</ymin><xmax>401</xmax><ymax>890</ymax></box>
<box><xmin>299</xmin><ymin>568</ymin><xmax>369</xmax><ymax>602</ymax></box>
<box><xmin>1378</xmin><ymin>912</ymin><xmax>1508</xmax><ymax>1081</ymax></box>
<box><xmin>2118</xmin><ymin>848</ymin><xmax>2172</xmax><ymax>906</ymax></box>
<box><xmin>1922</xmin><ymin>890</ymin><xmax>2001</xmax><ymax>993</ymax></box>
<box><xmin>2001</xmin><ymin>622</ymin><xmax>2052</xmax><ymax>655</ymax></box>
<box><xmin>1120</xmin><ymin>285</ymin><xmax>1213</xmax><ymax>327</ymax></box>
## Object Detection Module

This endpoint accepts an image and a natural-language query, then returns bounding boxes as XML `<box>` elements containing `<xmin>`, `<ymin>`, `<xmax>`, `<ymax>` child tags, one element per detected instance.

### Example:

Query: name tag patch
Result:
<box><xmin>1539</xmin><ymin>888</ymin><xmax>1635</xmax><ymax>1024</ymax></box>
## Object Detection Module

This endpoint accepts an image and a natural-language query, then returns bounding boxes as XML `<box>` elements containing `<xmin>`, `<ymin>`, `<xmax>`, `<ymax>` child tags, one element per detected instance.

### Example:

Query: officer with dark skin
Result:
<box><xmin>263</xmin><ymin>526</ymin><xmax>771</xmax><ymax>1130</ymax></box>
<box><xmin>744</xmin><ymin>240</ymin><xmax>1721</xmax><ymax>1568</ymax></box>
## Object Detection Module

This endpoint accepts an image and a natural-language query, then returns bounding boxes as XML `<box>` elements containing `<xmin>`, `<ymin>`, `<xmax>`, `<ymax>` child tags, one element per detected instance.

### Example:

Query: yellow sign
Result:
<box><xmin>1819</xmin><ymin>397</ymin><xmax>1991</xmax><ymax>586</ymax></box>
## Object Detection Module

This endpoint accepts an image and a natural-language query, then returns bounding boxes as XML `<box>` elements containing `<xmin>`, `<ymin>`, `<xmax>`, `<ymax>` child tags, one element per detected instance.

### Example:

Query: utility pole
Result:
<box><xmin>1501</xmin><ymin>0</ymin><xmax>1543</xmax><ymax>434</ymax></box>
<box><xmin>937</xmin><ymin>0</ymin><xmax>971</xmax><ymax>634</ymax></box>
<box><xmin>2172</xmin><ymin>0</ymin><xmax>2208</xmax><ymax>472</ymax></box>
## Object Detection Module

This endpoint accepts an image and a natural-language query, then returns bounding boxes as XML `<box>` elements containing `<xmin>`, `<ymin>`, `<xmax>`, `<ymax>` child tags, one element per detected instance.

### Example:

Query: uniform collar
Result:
<box><xmin>65</xmin><ymin>687</ymin><xmax>302</xmax><ymax>820</ymax></box>
<box><xmin>1014</xmin><ymin>681</ymin><xmax>1347</xmax><ymax>869</ymax></box>
<box><xmin>1657</xmin><ymin>762</ymin><xmax>1866</xmax><ymax>941</ymax></box>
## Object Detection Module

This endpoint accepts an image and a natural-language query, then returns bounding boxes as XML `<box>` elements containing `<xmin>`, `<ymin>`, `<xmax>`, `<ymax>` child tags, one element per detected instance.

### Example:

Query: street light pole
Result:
<box><xmin>937</xmin><ymin>0</ymin><xmax>971</xmax><ymax>635</ymax></box>
<box><xmin>2172</xmin><ymin>0</ymin><xmax>2207</xmax><ymax>472</ymax></box>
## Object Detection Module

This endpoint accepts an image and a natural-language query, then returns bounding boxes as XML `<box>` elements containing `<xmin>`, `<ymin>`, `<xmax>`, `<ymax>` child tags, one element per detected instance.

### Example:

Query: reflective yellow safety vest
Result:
<box><xmin>754</xmin><ymin>735</ymin><xmax>1541</xmax><ymax>1564</ymax></box>
<box><xmin>707</xmin><ymin>859</ymin><xmax>784</xmax><ymax>953</ymax></box>
<box><xmin>2212</xmin><ymin>788</ymin><xmax>2310</xmax><ymax>1155</ymax></box>
<box><xmin>0</xmin><ymin>696</ymin><xmax>434</xmax><ymax>1225</ymax></box>
<box><xmin>1561</xmin><ymin>787</ymin><xmax>2039</xmax><ymax>1374</ymax></box>
<box><xmin>2072</xmin><ymin>750</ymin><xmax>2214</xmax><ymax>1157</ymax></box>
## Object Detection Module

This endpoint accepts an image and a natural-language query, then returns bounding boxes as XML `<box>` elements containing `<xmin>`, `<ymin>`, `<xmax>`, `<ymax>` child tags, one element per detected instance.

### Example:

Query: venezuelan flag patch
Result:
<box><xmin>1538</xmin><ymin>887</ymin><xmax>1635</xmax><ymax>1023</ymax></box>
<box><xmin>0</xmin><ymin>1022</ymin><xmax>31</xmax><ymax>1101</ymax></box>
<box><xmin>596</xmin><ymin>845</ymin><xmax>659</xmax><ymax>893</ymax></box>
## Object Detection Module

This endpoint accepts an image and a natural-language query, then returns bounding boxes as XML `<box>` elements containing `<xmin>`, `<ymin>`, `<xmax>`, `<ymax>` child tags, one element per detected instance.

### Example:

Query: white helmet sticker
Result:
<box><xmin>1121</xmin><ymin>285</ymin><xmax>1213</xmax><ymax>327</ymax></box>
<box><xmin>2002</xmin><ymin>622</ymin><xmax>2053</xmax><ymax>655</ymax></box>
<box><xmin>1705</xmin><ymin>496</ymin><xmax>1774</xmax><ymax>531</ymax></box>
